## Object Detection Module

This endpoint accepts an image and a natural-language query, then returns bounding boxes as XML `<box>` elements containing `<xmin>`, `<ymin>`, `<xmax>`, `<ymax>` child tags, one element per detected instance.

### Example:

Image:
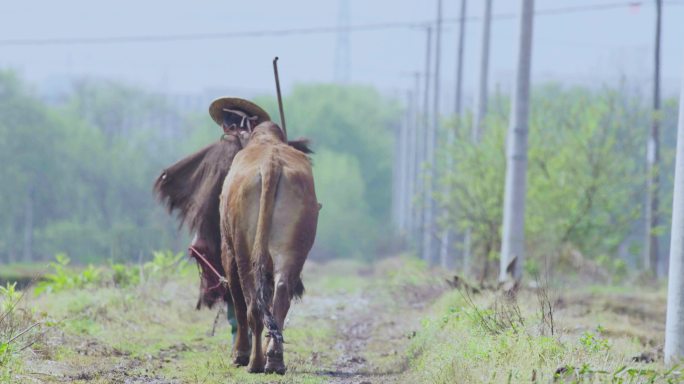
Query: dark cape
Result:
<box><xmin>153</xmin><ymin>136</ymin><xmax>242</xmax><ymax>308</ymax></box>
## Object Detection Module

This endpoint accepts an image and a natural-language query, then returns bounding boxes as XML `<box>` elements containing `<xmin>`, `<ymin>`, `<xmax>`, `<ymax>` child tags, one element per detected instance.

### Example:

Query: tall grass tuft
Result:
<box><xmin>1</xmin><ymin>282</ymin><xmax>44</xmax><ymax>383</ymax></box>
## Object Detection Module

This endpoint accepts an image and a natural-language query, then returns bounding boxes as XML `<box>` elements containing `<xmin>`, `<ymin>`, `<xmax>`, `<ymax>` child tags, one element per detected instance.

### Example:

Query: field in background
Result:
<box><xmin>0</xmin><ymin>255</ymin><xmax>678</xmax><ymax>383</ymax></box>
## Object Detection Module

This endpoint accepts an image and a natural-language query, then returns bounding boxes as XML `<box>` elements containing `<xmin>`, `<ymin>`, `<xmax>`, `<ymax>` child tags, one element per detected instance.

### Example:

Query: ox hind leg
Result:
<box><xmin>246</xmin><ymin>292</ymin><xmax>265</xmax><ymax>373</ymax></box>
<box><xmin>221</xmin><ymin>221</ymin><xmax>251</xmax><ymax>366</ymax></box>
<box><xmin>264</xmin><ymin>261</ymin><xmax>305</xmax><ymax>375</ymax></box>
<box><xmin>227</xmin><ymin>256</ymin><xmax>250</xmax><ymax>366</ymax></box>
<box><xmin>233</xmin><ymin>231</ymin><xmax>266</xmax><ymax>373</ymax></box>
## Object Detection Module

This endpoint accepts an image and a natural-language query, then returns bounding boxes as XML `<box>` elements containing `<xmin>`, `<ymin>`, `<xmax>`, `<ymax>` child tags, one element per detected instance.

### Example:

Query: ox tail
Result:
<box><xmin>253</xmin><ymin>158</ymin><xmax>282</xmax><ymax>343</ymax></box>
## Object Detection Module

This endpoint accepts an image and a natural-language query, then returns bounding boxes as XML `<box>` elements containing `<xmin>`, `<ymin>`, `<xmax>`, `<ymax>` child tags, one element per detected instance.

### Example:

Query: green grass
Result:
<box><xmin>5</xmin><ymin>255</ymin><xmax>681</xmax><ymax>383</ymax></box>
<box><xmin>9</xmin><ymin>255</ymin><xmax>348</xmax><ymax>383</ymax></box>
<box><xmin>165</xmin><ymin>347</ymin><xmax>328</xmax><ymax>384</ymax></box>
<box><xmin>404</xmin><ymin>288</ymin><xmax>678</xmax><ymax>383</ymax></box>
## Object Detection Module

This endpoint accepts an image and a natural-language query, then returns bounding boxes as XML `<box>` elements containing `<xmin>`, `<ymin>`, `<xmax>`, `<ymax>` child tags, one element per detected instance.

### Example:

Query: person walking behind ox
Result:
<box><xmin>154</xmin><ymin>97</ymin><xmax>271</xmax><ymax>345</ymax></box>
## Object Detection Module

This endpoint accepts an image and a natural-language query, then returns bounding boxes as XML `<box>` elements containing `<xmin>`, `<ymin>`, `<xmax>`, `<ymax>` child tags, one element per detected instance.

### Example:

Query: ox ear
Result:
<box><xmin>238</xmin><ymin>130</ymin><xmax>251</xmax><ymax>149</ymax></box>
<box><xmin>287</xmin><ymin>138</ymin><xmax>313</xmax><ymax>154</ymax></box>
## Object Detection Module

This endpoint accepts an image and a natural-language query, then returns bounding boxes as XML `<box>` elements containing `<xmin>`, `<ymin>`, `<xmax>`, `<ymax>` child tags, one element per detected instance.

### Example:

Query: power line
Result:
<box><xmin>0</xmin><ymin>1</ymin><xmax>679</xmax><ymax>47</ymax></box>
<box><xmin>0</xmin><ymin>21</ymin><xmax>426</xmax><ymax>46</ymax></box>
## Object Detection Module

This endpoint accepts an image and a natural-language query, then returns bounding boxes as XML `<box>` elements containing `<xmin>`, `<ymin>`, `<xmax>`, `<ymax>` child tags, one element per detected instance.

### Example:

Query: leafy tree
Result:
<box><xmin>0</xmin><ymin>72</ymin><xmax>182</xmax><ymax>263</ymax></box>
<box><xmin>438</xmin><ymin>85</ymin><xmax>647</xmax><ymax>279</ymax></box>
<box><xmin>0</xmin><ymin>72</ymin><xmax>77</xmax><ymax>262</ymax></box>
<box><xmin>312</xmin><ymin>149</ymin><xmax>376</xmax><ymax>259</ymax></box>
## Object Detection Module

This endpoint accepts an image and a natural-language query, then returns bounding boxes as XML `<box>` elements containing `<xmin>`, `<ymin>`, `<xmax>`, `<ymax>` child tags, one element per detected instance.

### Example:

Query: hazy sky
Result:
<box><xmin>1</xmin><ymin>0</ymin><xmax>683</xmax><ymax>107</ymax></box>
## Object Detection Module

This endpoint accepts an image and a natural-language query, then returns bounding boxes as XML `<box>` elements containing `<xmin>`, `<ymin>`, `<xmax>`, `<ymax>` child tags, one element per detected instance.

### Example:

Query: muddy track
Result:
<box><xmin>308</xmin><ymin>283</ymin><xmax>445</xmax><ymax>384</ymax></box>
<box><xmin>23</xmin><ymin>336</ymin><xmax>184</xmax><ymax>383</ymax></box>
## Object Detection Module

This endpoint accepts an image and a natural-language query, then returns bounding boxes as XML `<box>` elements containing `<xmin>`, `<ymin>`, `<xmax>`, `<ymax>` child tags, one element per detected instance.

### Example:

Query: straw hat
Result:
<box><xmin>208</xmin><ymin>97</ymin><xmax>271</xmax><ymax>126</ymax></box>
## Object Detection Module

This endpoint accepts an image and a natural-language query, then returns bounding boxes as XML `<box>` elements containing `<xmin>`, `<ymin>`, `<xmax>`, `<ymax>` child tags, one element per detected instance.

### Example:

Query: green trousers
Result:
<box><xmin>227</xmin><ymin>302</ymin><xmax>238</xmax><ymax>346</ymax></box>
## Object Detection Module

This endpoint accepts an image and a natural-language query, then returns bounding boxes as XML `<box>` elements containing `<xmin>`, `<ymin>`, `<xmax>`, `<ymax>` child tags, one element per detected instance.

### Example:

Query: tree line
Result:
<box><xmin>0</xmin><ymin>72</ymin><xmax>398</xmax><ymax>264</ymax></box>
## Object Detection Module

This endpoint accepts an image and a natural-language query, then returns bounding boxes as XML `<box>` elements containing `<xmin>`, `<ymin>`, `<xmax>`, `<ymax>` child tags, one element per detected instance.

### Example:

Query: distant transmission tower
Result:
<box><xmin>334</xmin><ymin>0</ymin><xmax>351</xmax><ymax>83</ymax></box>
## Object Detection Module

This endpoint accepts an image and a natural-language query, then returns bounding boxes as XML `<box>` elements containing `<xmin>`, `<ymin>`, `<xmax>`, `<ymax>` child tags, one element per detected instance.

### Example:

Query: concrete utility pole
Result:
<box><xmin>392</xmin><ymin>114</ymin><xmax>401</xmax><ymax>230</ymax></box>
<box><xmin>465</xmin><ymin>0</ymin><xmax>493</xmax><ymax>273</ymax></box>
<box><xmin>472</xmin><ymin>0</ymin><xmax>493</xmax><ymax>144</ymax></box>
<box><xmin>454</xmin><ymin>0</ymin><xmax>467</xmax><ymax>116</ymax></box>
<box><xmin>410</xmin><ymin>72</ymin><xmax>423</xmax><ymax>245</ymax></box>
<box><xmin>499</xmin><ymin>0</ymin><xmax>534</xmax><ymax>282</ymax></box>
<box><xmin>401</xmin><ymin>90</ymin><xmax>413</xmax><ymax>233</ymax></box>
<box><xmin>424</xmin><ymin>0</ymin><xmax>442</xmax><ymax>266</ymax></box>
<box><xmin>664</xmin><ymin>57</ymin><xmax>684</xmax><ymax>365</ymax></box>
<box><xmin>421</xmin><ymin>25</ymin><xmax>433</xmax><ymax>264</ymax></box>
<box><xmin>644</xmin><ymin>0</ymin><xmax>663</xmax><ymax>277</ymax></box>
<box><xmin>440</xmin><ymin>0</ymin><xmax>467</xmax><ymax>269</ymax></box>
<box><xmin>407</xmin><ymin>73</ymin><xmax>421</xmax><ymax>239</ymax></box>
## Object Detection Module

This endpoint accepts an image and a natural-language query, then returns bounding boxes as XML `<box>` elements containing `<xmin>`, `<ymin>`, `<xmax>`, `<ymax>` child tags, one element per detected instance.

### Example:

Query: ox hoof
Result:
<box><xmin>232</xmin><ymin>354</ymin><xmax>249</xmax><ymax>367</ymax></box>
<box><xmin>247</xmin><ymin>357</ymin><xmax>264</xmax><ymax>373</ymax></box>
<box><xmin>247</xmin><ymin>366</ymin><xmax>264</xmax><ymax>373</ymax></box>
<box><xmin>264</xmin><ymin>360</ymin><xmax>286</xmax><ymax>375</ymax></box>
<box><xmin>265</xmin><ymin>349</ymin><xmax>286</xmax><ymax>375</ymax></box>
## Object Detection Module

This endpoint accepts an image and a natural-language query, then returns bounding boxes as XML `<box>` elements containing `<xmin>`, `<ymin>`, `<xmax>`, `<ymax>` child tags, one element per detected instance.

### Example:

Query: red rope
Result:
<box><xmin>188</xmin><ymin>246</ymin><xmax>227</xmax><ymax>291</ymax></box>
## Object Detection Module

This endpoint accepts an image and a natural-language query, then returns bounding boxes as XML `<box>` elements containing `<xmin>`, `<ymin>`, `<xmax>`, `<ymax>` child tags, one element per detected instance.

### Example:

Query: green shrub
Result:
<box><xmin>143</xmin><ymin>250</ymin><xmax>190</xmax><ymax>280</ymax></box>
<box><xmin>108</xmin><ymin>250</ymin><xmax>190</xmax><ymax>287</ymax></box>
<box><xmin>0</xmin><ymin>340</ymin><xmax>13</xmax><ymax>383</ymax></box>
<box><xmin>110</xmin><ymin>262</ymin><xmax>141</xmax><ymax>287</ymax></box>
<box><xmin>34</xmin><ymin>250</ymin><xmax>189</xmax><ymax>296</ymax></box>
<box><xmin>34</xmin><ymin>253</ymin><xmax>102</xmax><ymax>295</ymax></box>
<box><xmin>579</xmin><ymin>327</ymin><xmax>610</xmax><ymax>353</ymax></box>
<box><xmin>0</xmin><ymin>283</ymin><xmax>19</xmax><ymax>314</ymax></box>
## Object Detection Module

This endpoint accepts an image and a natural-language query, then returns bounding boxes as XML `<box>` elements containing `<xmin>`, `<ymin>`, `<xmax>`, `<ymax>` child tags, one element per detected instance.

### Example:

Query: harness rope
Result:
<box><xmin>189</xmin><ymin>245</ymin><xmax>284</xmax><ymax>342</ymax></box>
<box><xmin>188</xmin><ymin>245</ymin><xmax>227</xmax><ymax>291</ymax></box>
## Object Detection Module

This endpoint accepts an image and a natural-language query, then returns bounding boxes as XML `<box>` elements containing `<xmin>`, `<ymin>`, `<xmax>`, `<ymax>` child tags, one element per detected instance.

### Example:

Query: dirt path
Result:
<box><xmin>293</xmin><ymin>268</ymin><xmax>445</xmax><ymax>384</ymax></box>
<box><xmin>302</xmin><ymin>290</ymin><xmax>402</xmax><ymax>384</ymax></box>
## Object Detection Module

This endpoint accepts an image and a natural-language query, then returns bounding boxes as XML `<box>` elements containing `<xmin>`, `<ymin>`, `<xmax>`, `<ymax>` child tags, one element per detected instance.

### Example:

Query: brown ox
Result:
<box><xmin>220</xmin><ymin>121</ymin><xmax>318</xmax><ymax>374</ymax></box>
